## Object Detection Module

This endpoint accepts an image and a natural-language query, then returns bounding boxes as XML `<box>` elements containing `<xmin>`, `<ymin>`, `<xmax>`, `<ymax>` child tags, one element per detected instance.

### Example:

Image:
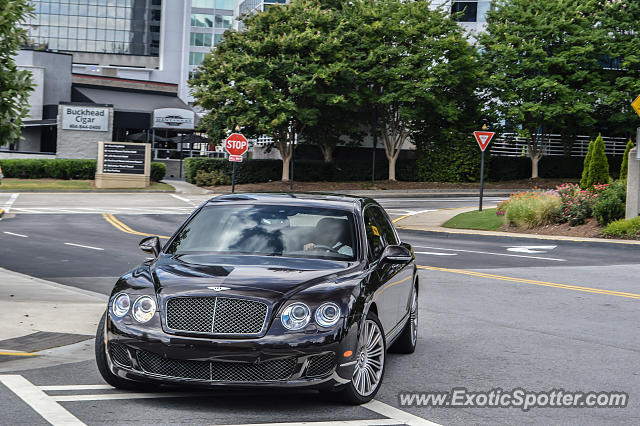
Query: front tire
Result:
<box><xmin>338</xmin><ymin>311</ymin><xmax>386</xmax><ymax>404</ymax></box>
<box><xmin>95</xmin><ymin>312</ymin><xmax>152</xmax><ymax>391</ymax></box>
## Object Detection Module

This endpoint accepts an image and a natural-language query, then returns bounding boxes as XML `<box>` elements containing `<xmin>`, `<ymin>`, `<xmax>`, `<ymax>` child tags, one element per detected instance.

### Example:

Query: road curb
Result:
<box><xmin>398</xmin><ymin>226</ymin><xmax>640</xmax><ymax>249</ymax></box>
<box><xmin>211</xmin><ymin>190</ymin><xmax>515</xmax><ymax>199</ymax></box>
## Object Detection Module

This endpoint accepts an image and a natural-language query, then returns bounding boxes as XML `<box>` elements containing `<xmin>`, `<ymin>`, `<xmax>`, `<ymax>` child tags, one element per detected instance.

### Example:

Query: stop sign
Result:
<box><xmin>225</xmin><ymin>133</ymin><xmax>248</xmax><ymax>156</ymax></box>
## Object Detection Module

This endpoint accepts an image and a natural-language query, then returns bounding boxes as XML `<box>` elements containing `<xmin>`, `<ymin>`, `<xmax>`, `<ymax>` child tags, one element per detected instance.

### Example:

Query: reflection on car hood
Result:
<box><xmin>151</xmin><ymin>254</ymin><xmax>357</xmax><ymax>297</ymax></box>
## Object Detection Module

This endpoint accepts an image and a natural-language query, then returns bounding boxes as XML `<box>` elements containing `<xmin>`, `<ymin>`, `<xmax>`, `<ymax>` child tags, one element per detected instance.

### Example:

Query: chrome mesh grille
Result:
<box><xmin>166</xmin><ymin>296</ymin><xmax>268</xmax><ymax>335</ymax></box>
<box><xmin>136</xmin><ymin>350</ymin><xmax>296</xmax><ymax>382</ymax></box>
<box><xmin>306</xmin><ymin>352</ymin><xmax>335</xmax><ymax>377</ymax></box>
<box><xmin>110</xmin><ymin>342</ymin><xmax>132</xmax><ymax>368</ymax></box>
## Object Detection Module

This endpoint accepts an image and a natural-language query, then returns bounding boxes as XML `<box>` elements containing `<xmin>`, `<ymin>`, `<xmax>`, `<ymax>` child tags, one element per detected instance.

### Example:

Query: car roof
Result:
<box><xmin>206</xmin><ymin>192</ymin><xmax>372</xmax><ymax>210</ymax></box>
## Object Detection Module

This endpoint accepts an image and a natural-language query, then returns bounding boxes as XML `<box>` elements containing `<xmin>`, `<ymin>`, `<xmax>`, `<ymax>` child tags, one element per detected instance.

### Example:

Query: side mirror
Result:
<box><xmin>380</xmin><ymin>244</ymin><xmax>413</xmax><ymax>264</ymax></box>
<box><xmin>139</xmin><ymin>236</ymin><xmax>161</xmax><ymax>258</ymax></box>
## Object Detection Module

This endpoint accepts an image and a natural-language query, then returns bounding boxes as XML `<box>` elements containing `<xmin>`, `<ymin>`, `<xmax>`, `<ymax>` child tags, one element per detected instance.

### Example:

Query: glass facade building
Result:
<box><xmin>450</xmin><ymin>1</ymin><xmax>492</xmax><ymax>23</ymax></box>
<box><xmin>188</xmin><ymin>0</ymin><xmax>235</xmax><ymax>69</ymax></box>
<box><xmin>25</xmin><ymin>0</ymin><xmax>162</xmax><ymax>57</ymax></box>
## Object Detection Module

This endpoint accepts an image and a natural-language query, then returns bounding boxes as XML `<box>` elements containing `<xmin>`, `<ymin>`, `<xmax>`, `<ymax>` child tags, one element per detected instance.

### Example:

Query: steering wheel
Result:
<box><xmin>310</xmin><ymin>244</ymin><xmax>342</xmax><ymax>254</ymax></box>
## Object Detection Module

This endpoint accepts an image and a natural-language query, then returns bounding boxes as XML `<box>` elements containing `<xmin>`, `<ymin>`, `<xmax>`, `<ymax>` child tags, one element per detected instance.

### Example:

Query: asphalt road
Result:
<box><xmin>1</xmin><ymin>194</ymin><xmax>639</xmax><ymax>425</ymax></box>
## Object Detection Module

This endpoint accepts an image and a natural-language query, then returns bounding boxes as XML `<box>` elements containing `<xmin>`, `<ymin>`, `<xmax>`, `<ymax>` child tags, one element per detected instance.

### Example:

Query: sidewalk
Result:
<box><xmin>0</xmin><ymin>268</ymin><xmax>106</xmax><ymax>342</ymax></box>
<box><xmin>396</xmin><ymin>206</ymin><xmax>640</xmax><ymax>246</ymax></box>
<box><xmin>163</xmin><ymin>179</ymin><xmax>214</xmax><ymax>195</ymax></box>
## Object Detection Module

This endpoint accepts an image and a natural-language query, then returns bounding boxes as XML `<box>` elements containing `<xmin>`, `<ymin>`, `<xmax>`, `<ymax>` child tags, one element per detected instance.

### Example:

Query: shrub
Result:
<box><xmin>585</xmin><ymin>134</ymin><xmax>610</xmax><ymax>187</ymax></box>
<box><xmin>602</xmin><ymin>217</ymin><xmax>640</xmax><ymax>239</ymax></box>
<box><xmin>555</xmin><ymin>183</ymin><xmax>602</xmax><ymax>226</ymax></box>
<box><xmin>503</xmin><ymin>191</ymin><xmax>561</xmax><ymax>228</ymax></box>
<box><xmin>0</xmin><ymin>158</ymin><xmax>96</xmax><ymax>179</ymax></box>
<box><xmin>150</xmin><ymin>162</ymin><xmax>166</xmax><ymax>182</ymax></box>
<box><xmin>580</xmin><ymin>140</ymin><xmax>594</xmax><ymax>188</ymax></box>
<box><xmin>194</xmin><ymin>169</ymin><xmax>231</xmax><ymax>186</ymax></box>
<box><xmin>620</xmin><ymin>139</ymin><xmax>634</xmax><ymax>180</ymax></box>
<box><xmin>593</xmin><ymin>180</ymin><xmax>626</xmax><ymax>225</ymax></box>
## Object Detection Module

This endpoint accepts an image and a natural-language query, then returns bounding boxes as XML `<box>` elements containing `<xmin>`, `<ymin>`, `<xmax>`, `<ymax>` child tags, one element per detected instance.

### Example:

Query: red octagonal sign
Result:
<box><xmin>225</xmin><ymin>133</ymin><xmax>248</xmax><ymax>156</ymax></box>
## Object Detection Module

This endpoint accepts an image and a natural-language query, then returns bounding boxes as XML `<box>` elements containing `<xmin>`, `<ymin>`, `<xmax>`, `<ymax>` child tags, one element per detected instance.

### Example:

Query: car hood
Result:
<box><xmin>151</xmin><ymin>254</ymin><xmax>359</xmax><ymax>302</ymax></box>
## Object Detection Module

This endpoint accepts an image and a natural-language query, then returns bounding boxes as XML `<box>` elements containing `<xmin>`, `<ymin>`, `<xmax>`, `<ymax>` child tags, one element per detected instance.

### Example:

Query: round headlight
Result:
<box><xmin>281</xmin><ymin>303</ymin><xmax>311</xmax><ymax>330</ymax></box>
<box><xmin>315</xmin><ymin>302</ymin><xmax>341</xmax><ymax>327</ymax></box>
<box><xmin>112</xmin><ymin>293</ymin><xmax>130</xmax><ymax>317</ymax></box>
<box><xmin>132</xmin><ymin>296</ymin><xmax>156</xmax><ymax>323</ymax></box>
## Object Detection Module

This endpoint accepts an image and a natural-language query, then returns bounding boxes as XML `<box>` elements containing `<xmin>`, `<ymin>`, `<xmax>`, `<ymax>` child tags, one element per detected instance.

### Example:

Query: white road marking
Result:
<box><xmin>0</xmin><ymin>375</ymin><xmax>85</xmax><ymax>425</ymax></box>
<box><xmin>414</xmin><ymin>251</ymin><xmax>458</xmax><ymax>256</ymax></box>
<box><xmin>39</xmin><ymin>384</ymin><xmax>114</xmax><ymax>391</ymax></box>
<box><xmin>64</xmin><ymin>242</ymin><xmax>104</xmax><ymax>251</ymax></box>
<box><xmin>412</xmin><ymin>245</ymin><xmax>566</xmax><ymax>262</ymax></box>
<box><xmin>364</xmin><ymin>399</ymin><xmax>441</xmax><ymax>426</ymax></box>
<box><xmin>506</xmin><ymin>245</ymin><xmax>557</xmax><ymax>254</ymax></box>
<box><xmin>171</xmin><ymin>194</ymin><xmax>197</xmax><ymax>206</ymax></box>
<box><xmin>2</xmin><ymin>193</ymin><xmax>20</xmax><ymax>213</ymax></box>
<box><xmin>3</xmin><ymin>231</ymin><xmax>28</xmax><ymax>238</ymax></box>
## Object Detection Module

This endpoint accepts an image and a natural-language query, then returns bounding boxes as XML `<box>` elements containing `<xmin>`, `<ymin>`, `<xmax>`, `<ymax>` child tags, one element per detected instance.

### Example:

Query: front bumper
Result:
<box><xmin>104</xmin><ymin>313</ymin><xmax>360</xmax><ymax>390</ymax></box>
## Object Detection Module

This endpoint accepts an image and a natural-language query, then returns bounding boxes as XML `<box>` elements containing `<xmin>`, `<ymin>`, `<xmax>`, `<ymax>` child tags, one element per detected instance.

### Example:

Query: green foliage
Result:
<box><xmin>416</xmin><ymin>138</ymin><xmax>481</xmax><ymax>182</ymax></box>
<box><xmin>503</xmin><ymin>191</ymin><xmax>561</xmax><ymax>228</ymax></box>
<box><xmin>620</xmin><ymin>139</ymin><xmax>634</xmax><ymax>179</ymax></box>
<box><xmin>0</xmin><ymin>159</ymin><xmax>96</xmax><ymax>179</ymax></box>
<box><xmin>194</xmin><ymin>169</ymin><xmax>231</xmax><ymax>187</ymax></box>
<box><xmin>586</xmin><ymin>134</ymin><xmax>610</xmax><ymax>186</ymax></box>
<box><xmin>580</xmin><ymin>141</ymin><xmax>594</xmax><ymax>188</ymax></box>
<box><xmin>0</xmin><ymin>159</ymin><xmax>166</xmax><ymax>181</ymax></box>
<box><xmin>602</xmin><ymin>217</ymin><xmax>640</xmax><ymax>239</ymax></box>
<box><xmin>183</xmin><ymin>157</ymin><xmax>417</xmax><ymax>185</ymax></box>
<box><xmin>593</xmin><ymin>181</ymin><xmax>626</xmax><ymax>226</ymax></box>
<box><xmin>479</xmin><ymin>0</ymin><xmax>600</xmax><ymax>178</ymax></box>
<box><xmin>150</xmin><ymin>162</ymin><xmax>166</xmax><ymax>182</ymax></box>
<box><xmin>0</xmin><ymin>0</ymin><xmax>34</xmax><ymax>146</ymax></box>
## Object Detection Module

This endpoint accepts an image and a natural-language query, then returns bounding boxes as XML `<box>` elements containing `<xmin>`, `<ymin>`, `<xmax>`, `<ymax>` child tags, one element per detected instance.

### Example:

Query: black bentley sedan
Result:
<box><xmin>96</xmin><ymin>193</ymin><xmax>418</xmax><ymax>404</ymax></box>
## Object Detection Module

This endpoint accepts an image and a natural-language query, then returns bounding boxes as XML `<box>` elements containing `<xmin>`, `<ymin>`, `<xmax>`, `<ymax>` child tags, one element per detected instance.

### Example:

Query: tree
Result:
<box><xmin>479</xmin><ymin>0</ymin><xmax>600</xmax><ymax>179</ymax></box>
<box><xmin>190</xmin><ymin>0</ymin><xmax>350</xmax><ymax>181</ymax></box>
<box><xmin>620</xmin><ymin>139</ymin><xmax>634</xmax><ymax>180</ymax></box>
<box><xmin>342</xmin><ymin>0</ymin><xmax>480</xmax><ymax>181</ymax></box>
<box><xmin>580</xmin><ymin>140</ymin><xmax>594</xmax><ymax>189</ymax></box>
<box><xmin>586</xmin><ymin>134</ymin><xmax>610</xmax><ymax>186</ymax></box>
<box><xmin>0</xmin><ymin>0</ymin><xmax>34</xmax><ymax>146</ymax></box>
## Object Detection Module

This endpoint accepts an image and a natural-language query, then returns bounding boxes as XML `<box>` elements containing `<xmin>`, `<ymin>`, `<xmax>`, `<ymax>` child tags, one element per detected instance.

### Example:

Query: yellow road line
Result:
<box><xmin>102</xmin><ymin>213</ymin><xmax>170</xmax><ymax>239</ymax></box>
<box><xmin>417</xmin><ymin>265</ymin><xmax>640</xmax><ymax>300</ymax></box>
<box><xmin>0</xmin><ymin>351</ymin><xmax>39</xmax><ymax>357</ymax></box>
<box><xmin>392</xmin><ymin>214</ymin><xmax>412</xmax><ymax>224</ymax></box>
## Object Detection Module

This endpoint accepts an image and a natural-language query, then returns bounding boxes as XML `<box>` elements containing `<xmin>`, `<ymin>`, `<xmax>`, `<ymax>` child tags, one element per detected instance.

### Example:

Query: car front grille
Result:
<box><xmin>166</xmin><ymin>296</ymin><xmax>268</xmax><ymax>335</ymax></box>
<box><xmin>136</xmin><ymin>350</ymin><xmax>297</xmax><ymax>382</ymax></box>
<box><xmin>110</xmin><ymin>342</ymin><xmax>132</xmax><ymax>368</ymax></box>
<box><xmin>306</xmin><ymin>352</ymin><xmax>335</xmax><ymax>377</ymax></box>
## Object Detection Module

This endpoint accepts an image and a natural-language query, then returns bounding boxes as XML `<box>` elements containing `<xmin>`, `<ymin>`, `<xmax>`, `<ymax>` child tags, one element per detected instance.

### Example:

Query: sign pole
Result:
<box><xmin>479</xmin><ymin>150</ymin><xmax>485</xmax><ymax>212</ymax></box>
<box><xmin>231</xmin><ymin>161</ymin><xmax>237</xmax><ymax>193</ymax></box>
<box><xmin>473</xmin><ymin>129</ymin><xmax>495</xmax><ymax>212</ymax></box>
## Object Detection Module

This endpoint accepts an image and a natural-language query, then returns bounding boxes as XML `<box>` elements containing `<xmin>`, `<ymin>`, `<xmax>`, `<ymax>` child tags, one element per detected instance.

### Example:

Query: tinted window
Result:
<box><xmin>167</xmin><ymin>205</ymin><xmax>356</xmax><ymax>261</ymax></box>
<box><xmin>364</xmin><ymin>207</ymin><xmax>384</xmax><ymax>261</ymax></box>
<box><xmin>371</xmin><ymin>207</ymin><xmax>398</xmax><ymax>246</ymax></box>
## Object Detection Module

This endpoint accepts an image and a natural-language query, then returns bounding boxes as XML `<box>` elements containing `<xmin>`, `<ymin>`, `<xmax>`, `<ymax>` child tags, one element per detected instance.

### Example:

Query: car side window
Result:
<box><xmin>371</xmin><ymin>207</ymin><xmax>399</xmax><ymax>246</ymax></box>
<box><xmin>363</xmin><ymin>207</ymin><xmax>384</xmax><ymax>261</ymax></box>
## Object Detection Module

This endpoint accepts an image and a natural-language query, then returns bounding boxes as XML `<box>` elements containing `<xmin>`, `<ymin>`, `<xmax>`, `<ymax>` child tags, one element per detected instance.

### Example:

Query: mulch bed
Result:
<box><xmin>502</xmin><ymin>218</ymin><xmax>604</xmax><ymax>238</ymax></box>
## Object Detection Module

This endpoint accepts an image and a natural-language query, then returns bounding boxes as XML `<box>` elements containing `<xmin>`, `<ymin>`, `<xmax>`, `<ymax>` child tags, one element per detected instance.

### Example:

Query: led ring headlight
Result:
<box><xmin>112</xmin><ymin>293</ymin><xmax>130</xmax><ymax>317</ymax></box>
<box><xmin>281</xmin><ymin>302</ymin><xmax>311</xmax><ymax>330</ymax></box>
<box><xmin>315</xmin><ymin>302</ymin><xmax>341</xmax><ymax>327</ymax></box>
<box><xmin>132</xmin><ymin>296</ymin><xmax>156</xmax><ymax>323</ymax></box>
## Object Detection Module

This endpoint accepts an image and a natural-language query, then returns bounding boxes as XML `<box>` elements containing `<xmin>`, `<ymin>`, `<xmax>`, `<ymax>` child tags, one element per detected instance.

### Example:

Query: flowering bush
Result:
<box><xmin>555</xmin><ymin>183</ymin><xmax>604</xmax><ymax>226</ymax></box>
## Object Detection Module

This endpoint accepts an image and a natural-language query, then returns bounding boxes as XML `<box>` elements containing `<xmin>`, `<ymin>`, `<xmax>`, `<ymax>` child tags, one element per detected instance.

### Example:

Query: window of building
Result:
<box><xmin>189</xmin><ymin>51</ymin><xmax>206</xmax><ymax>66</ymax></box>
<box><xmin>215</xmin><ymin>15</ymin><xmax>233</xmax><ymax>29</ymax></box>
<box><xmin>451</xmin><ymin>1</ymin><xmax>478</xmax><ymax>22</ymax></box>
<box><xmin>190</xmin><ymin>32</ymin><xmax>213</xmax><ymax>47</ymax></box>
<box><xmin>215</xmin><ymin>0</ymin><xmax>235</xmax><ymax>10</ymax></box>
<box><xmin>193</xmin><ymin>0</ymin><xmax>214</xmax><ymax>8</ymax></box>
<box><xmin>191</xmin><ymin>13</ymin><xmax>214</xmax><ymax>27</ymax></box>
<box><xmin>214</xmin><ymin>33</ymin><xmax>223</xmax><ymax>45</ymax></box>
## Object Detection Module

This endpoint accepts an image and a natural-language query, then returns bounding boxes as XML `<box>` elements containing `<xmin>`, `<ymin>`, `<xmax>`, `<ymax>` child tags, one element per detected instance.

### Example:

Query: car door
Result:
<box><xmin>363</xmin><ymin>206</ymin><xmax>396</xmax><ymax>333</ymax></box>
<box><xmin>370</xmin><ymin>206</ymin><xmax>414</xmax><ymax>331</ymax></box>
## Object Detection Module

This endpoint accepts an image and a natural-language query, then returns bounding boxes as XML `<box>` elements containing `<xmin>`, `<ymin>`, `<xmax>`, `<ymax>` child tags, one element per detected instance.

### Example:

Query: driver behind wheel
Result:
<box><xmin>304</xmin><ymin>217</ymin><xmax>353</xmax><ymax>256</ymax></box>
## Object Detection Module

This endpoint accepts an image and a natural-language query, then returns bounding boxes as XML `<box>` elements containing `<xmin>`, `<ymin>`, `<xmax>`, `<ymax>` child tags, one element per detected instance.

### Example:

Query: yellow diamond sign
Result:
<box><xmin>632</xmin><ymin>95</ymin><xmax>640</xmax><ymax>118</ymax></box>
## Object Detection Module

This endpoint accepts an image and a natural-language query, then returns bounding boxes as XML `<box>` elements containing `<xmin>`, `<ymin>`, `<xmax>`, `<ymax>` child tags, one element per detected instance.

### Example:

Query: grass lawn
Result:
<box><xmin>0</xmin><ymin>179</ymin><xmax>174</xmax><ymax>191</ymax></box>
<box><xmin>443</xmin><ymin>208</ymin><xmax>504</xmax><ymax>231</ymax></box>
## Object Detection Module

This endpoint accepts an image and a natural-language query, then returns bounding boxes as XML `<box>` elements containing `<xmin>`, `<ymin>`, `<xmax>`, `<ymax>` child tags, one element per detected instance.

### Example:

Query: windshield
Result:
<box><xmin>166</xmin><ymin>204</ymin><xmax>358</xmax><ymax>261</ymax></box>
